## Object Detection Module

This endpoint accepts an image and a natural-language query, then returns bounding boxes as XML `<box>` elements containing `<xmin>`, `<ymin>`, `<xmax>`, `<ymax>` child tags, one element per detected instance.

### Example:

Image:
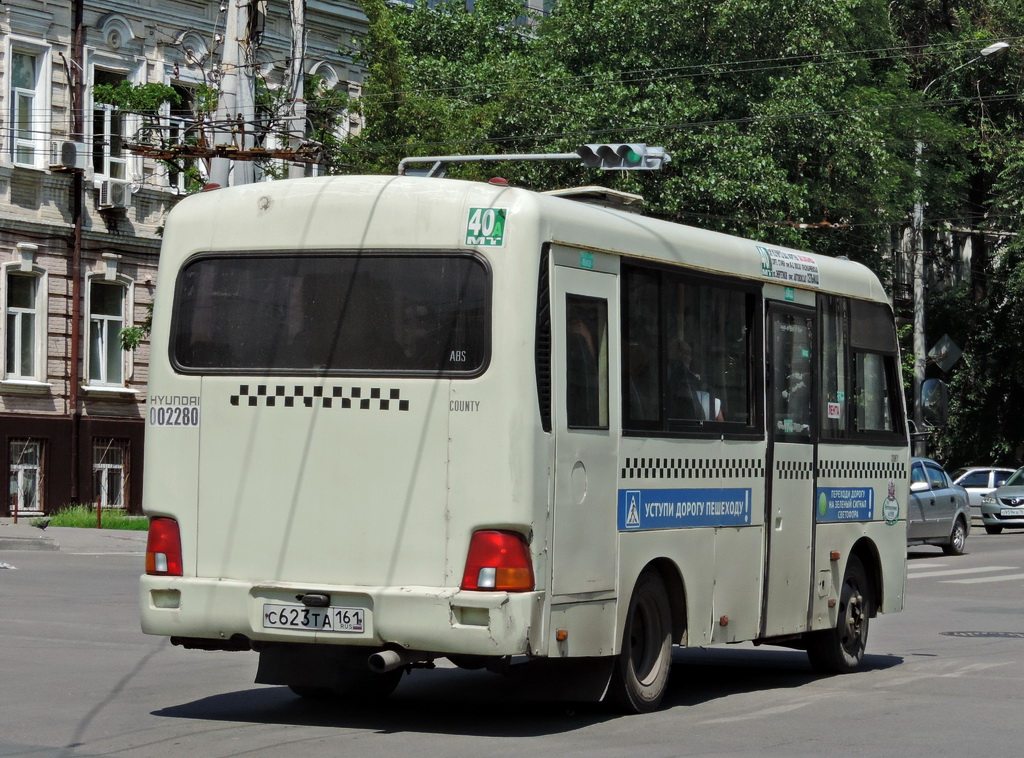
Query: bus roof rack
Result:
<box><xmin>543</xmin><ymin>186</ymin><xmax>645</xmax><ymax>213</ymax></box>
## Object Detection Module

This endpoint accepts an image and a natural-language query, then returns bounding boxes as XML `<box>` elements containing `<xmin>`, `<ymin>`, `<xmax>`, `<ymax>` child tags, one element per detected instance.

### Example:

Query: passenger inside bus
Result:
<box><xmin>667</xmin><ymin>339</ymin><xmax>725</xmax><ymax>422</ymax></box>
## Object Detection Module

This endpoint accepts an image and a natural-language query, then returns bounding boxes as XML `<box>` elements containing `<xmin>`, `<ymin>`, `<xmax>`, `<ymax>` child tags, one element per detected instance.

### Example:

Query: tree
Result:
<box><xmin>347</xmin><ymin>0</ymin><xmax>926</xmax><ymax>273</ymax></box>
<box><xmin>344</xmin><ymin>0</ymin><xmax>1024</xmax><ymax>464</ymax></box>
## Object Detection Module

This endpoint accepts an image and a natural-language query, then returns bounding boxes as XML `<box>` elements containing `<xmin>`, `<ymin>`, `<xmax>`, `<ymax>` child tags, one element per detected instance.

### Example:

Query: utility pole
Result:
<box><xmin>286</xmin><ymin>0</ymin><xmax>307</xmax><ymax>179</ymax></box>
<box><xmin>911</xmin><ymin>41</ymin><xmax>1010</xmax><ymax>455</ymax></box>
<box><xmin>209</xmin><ymin>0</ymin><xmax>257</xmax><ymax>187</ymax></box>
<box><xmin>69</xmin><ymin>0</ymin><xmax>86</xmax><ymax>500</ymax></box>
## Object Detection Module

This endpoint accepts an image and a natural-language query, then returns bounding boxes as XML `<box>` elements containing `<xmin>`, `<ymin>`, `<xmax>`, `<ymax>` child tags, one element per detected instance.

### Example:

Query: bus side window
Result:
<box><xmin>566</xmin><ymin>296</ymin><xmax>608</xmax><ymax>429</ymax></box>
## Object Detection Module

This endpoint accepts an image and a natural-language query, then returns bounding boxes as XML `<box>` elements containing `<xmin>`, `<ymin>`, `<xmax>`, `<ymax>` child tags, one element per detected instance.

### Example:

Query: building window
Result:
<box><xmin>89</xmin><ymin>280</ymin><xmax>126</xmax><ymax>385</ymax></box>
<box><xmin>167</xmin><ymin>83</ymin><xmax>203</xmax><ymax>192</ymax></box>
<box><xmin>92</xmin><ymin>69</ymin><xmax>128</xmax><ymax>180</ymax></box>
<box><xmin>93</xmin><ymin>439</ymin><xmax>127</xmax><ymax>509</ymax></box>
<box><xmin>8</xmin><ymin>49</ymin><xmax>46</xmax><ymax>166</ymax></box>
<box><xmin>4</xmin><ymin>270</ymin><xmax>44</xmax><ymax>380</ymax></box>
<box><xmin>9</xmin><ymin>439</ymin><xmax>43</xmax><ymax>515</ymax></box>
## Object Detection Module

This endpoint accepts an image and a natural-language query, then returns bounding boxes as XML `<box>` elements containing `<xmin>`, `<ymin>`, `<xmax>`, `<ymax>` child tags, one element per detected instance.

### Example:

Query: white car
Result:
<box><xmin>951</xmin><ymin>466</ymin><xmax>1015</xmax><ymax>516</ymax></box>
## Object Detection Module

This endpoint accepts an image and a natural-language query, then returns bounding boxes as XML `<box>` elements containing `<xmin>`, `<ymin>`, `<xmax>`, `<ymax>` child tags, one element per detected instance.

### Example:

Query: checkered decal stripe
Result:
<box><xmin>818</xmin><ymin>460</ymin><xmax>907</xmax><ymax>479</ymax></box>
<box><xmin>621</xmin><ymin>458</ymin><xmax>765</xmax><ymax>480</ymax></box>
<box><xmin>775</xmin><ymin>460</ymin><xmax>814</xmax><ymax>480</ymax></box>
<box><xmin>230</xmin><ymin>384</ymin><xmax>409</xmax><ymax>411</ymax></box>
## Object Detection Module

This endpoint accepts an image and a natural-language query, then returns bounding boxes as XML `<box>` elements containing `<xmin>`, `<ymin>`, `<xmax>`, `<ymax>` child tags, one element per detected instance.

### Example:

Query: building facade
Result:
<box><xmin>1</xmin><ymin>0</ymin><xmax>364</xmax><ymax>517</ymax></box>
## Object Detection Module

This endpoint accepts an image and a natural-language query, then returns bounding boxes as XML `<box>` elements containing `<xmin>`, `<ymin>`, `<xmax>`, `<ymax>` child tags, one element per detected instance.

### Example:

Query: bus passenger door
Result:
<box><xmin>550</xmin><ymin>264</ymin><xmax>619</xmax><ymax>598</ymax></box>
<box><xmin>763</xmin><ymin>303</ymin><xmax>816</xmax><ymax>637</ymax></box>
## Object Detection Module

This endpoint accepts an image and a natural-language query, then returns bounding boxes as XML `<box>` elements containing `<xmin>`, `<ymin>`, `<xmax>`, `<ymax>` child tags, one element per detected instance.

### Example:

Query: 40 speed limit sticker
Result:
<box><xmin>148</xmin><ymin>396</ymin><xmax>200</xmax><ymax>427</ymax></box>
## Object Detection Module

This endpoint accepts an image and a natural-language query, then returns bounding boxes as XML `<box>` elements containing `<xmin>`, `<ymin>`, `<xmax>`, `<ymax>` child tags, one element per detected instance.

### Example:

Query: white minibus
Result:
<box><xmin>140</xmin><ymin>175</ymin><xmax>908</xmax><ymax>712</ymax></box>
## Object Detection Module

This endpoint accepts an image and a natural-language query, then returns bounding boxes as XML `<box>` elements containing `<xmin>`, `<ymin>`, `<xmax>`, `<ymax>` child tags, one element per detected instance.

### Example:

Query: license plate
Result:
<box><xmin>262</xmin><ymin>603</ymin><xmax>365</xmax><ymax>633</ymax></box>
<box><xmin>999</xmin><ymin>507</ymin><xmax>1024</xmax><ymax>517</ymax></box>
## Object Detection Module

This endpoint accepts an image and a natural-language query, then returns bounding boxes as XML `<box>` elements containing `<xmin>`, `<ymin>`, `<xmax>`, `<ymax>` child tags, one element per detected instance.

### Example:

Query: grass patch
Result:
<box><xmin>32</xmin><ymin>504</ymin><xmax>149</xmax><ymax>530</ymax></box>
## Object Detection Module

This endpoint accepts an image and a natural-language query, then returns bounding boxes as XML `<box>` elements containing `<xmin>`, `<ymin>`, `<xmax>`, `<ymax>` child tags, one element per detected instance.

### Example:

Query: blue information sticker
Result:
<box><xmin>816</xmin><ymin>487</ymin><xmax>874</xmax><ymax>522</ymax></box>
<box><xmin>618</xmin><ymin>488</ymin><xmax>753</xmax><ymax>531</ymax></box>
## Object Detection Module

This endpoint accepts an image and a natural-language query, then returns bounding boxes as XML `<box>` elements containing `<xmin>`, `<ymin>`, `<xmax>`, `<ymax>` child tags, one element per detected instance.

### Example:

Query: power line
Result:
<box><xmin>349</xmin><ymin>35</ymin><xmax>1023</xmax><ymax>105</ymax></box>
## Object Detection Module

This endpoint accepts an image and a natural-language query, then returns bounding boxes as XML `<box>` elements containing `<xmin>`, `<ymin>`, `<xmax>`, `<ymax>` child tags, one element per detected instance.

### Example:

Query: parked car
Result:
<box><xmin>980</xmin><ymin>466</ymin><xmax>1024</xmax><ymax>534</ymax></box>
<box><xmin>908</xmin><ymin>457</ymin><xmax>971</xmax><ymax>555</ymax></box>
<box><xmin>951</xmin><ymin>466</ymin><xmax>1015</xmax><ymax>517</ymax></box>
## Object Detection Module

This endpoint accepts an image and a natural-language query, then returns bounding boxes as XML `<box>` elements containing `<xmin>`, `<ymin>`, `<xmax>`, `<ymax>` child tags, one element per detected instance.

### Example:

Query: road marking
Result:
<box><xmin>945</xmin><ymin>572</ymin><xmax>1024</xmax><ymax>584</ymax></box>
<box><xmin>906</xmin><ymin>566</ymin><xmax>1017</xmax><ymax>579</ymax></box>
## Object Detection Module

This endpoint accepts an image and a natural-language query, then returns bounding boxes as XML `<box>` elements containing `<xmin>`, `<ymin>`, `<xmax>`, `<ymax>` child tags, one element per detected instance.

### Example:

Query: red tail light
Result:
<box><xmin>461</xmin><ymin>530</ymin><xmax>534</xmax><ymax>592</ymax></box>
<box><xmin>146</xmin><ymin>517</ymin><xmax>183</xmax><ymax>576</ymax></box>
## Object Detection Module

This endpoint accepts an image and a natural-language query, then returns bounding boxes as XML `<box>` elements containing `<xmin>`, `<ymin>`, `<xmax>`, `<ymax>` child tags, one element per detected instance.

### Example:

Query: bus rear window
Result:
<box><xmin>170</xmin><ymin>253</ymin><xmax>489</xmax><ymax>375</ymax></box>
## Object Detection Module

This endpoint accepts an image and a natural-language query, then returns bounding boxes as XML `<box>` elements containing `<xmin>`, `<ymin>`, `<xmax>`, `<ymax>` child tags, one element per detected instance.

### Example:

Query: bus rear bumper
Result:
<box><xmin>139</xmin><ymin>575</ymin><xmax>542</xmax><ymax>657</ymax></box>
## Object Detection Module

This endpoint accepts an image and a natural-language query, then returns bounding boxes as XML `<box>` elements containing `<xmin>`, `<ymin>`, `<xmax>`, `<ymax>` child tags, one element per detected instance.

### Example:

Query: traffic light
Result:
<box><xmin>577</xmin><ymin>143</ymin><xmax>671</xmax><ymax>170</ymax></box>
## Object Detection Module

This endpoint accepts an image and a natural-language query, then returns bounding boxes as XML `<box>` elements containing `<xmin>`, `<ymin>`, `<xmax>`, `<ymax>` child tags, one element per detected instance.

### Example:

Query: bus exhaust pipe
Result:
<box><xmin>368</xmin><ymin>649</ymin><xmax>416</xmax><ymax>674</ymax></box>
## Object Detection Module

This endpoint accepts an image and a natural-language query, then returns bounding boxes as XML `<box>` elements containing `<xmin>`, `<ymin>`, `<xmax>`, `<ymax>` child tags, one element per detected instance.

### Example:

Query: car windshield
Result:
<box><xmin>1004</xmin><ymin>468</ymin><xmax>1024</xmax><ymax>486</ymax></box>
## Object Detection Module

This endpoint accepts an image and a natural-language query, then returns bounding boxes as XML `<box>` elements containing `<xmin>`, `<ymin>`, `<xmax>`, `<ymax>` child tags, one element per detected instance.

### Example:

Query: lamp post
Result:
<box><xmin>911</xmin><ymin>41</ymin><xmax>1010</xmax><ymax>455</ymax></box>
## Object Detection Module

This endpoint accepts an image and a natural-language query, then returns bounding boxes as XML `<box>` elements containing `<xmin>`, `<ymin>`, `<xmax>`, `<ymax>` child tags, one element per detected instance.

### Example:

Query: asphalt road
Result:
<box><xmin>1</xmin><ymin>523</ymin><xmax>1022</xmax><ymax>758</ymax></box>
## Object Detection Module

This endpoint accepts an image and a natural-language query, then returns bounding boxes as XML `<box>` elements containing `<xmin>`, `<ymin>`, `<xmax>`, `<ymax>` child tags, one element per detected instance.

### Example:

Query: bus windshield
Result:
<box><xmin>170</xmin><ymin>252</ymin><xmax>489</xmax><ymax>375</ymax></box>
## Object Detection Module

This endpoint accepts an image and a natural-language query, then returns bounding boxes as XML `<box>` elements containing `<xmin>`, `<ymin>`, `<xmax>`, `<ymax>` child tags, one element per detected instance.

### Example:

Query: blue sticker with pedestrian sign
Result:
<box><xmin>816</xmin><ymin>487</ymin><xmax>874</xmax><ymax>522</ymax></box>
<box><xmin>619</xmin><ymin>488</ymin><xmax>753</xmax><ymax>530</ymax></box>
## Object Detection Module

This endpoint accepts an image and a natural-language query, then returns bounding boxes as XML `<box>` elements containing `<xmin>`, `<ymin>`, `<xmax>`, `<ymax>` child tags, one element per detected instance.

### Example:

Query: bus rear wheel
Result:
<box><xmin>807</xmin><ymin>555</ymin><xmax>872</xmax><ymax>674</ymax></box>
<box><xmin>608</xmin><ymin>570</ymin><xmax>673</xmax><ymax>713</ymax></box>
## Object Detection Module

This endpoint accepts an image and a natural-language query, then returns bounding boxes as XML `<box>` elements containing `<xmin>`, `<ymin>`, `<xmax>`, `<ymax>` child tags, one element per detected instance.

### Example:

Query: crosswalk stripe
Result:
<box><xmin>906</xmin><ymin>566</ymin><xmax>1018</xmax><ymax>579</ymax></box>
<box><xmin>945</xmin><ymin>572</ymin><xmax>1024</xmax><ymax>584</ymax></box>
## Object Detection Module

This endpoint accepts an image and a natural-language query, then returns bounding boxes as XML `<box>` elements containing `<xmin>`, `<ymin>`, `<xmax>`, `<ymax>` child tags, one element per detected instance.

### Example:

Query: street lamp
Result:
<box><xmin>911</xmin><ymin>41</ymin><xmax>1010</xmax><ymax>455</ymax></box>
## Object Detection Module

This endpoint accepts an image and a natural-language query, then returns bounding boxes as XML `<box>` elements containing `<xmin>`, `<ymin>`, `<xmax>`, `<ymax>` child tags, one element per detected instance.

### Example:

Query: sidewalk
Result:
<box><xmin>0</xmin><ymin>518</ymin><xmax>147</xmax><ymax>554</ymax></box>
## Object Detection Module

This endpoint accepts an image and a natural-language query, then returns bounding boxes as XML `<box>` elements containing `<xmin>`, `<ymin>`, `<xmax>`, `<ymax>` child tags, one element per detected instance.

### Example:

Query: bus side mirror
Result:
<box><xmin>921</xmin><ymin>379</ymin><xmax>948</xmax><ymax>427</ymax></box>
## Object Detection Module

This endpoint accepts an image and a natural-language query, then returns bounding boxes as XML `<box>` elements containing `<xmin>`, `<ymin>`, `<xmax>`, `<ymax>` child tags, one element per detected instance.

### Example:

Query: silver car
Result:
<box><xmin>908</xmin><ymin>457</ymin><xmax>971</xmax><ymax>555</ymax></box>
<box><xmin>980</xmin><ymin>466</ymin><xmax>1024</xmax><ymax>535</ymax></box>
<box><xmin>951</xmin><ymin>466</ymin><xmax>1014</xmax><ymax>517</ymax></box>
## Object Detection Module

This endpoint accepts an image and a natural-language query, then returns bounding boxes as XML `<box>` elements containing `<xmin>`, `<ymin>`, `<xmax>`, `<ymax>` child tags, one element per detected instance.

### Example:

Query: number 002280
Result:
<box><xmin>149</xmin><ymin>405</ymin><xmax>201</xmax><ymax>427</ymax></box>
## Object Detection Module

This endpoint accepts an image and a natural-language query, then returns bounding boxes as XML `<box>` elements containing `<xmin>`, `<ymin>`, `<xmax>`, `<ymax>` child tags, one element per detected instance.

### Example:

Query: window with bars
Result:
<box><xmin>93</xmin><ymin>439</ymin><xmax>128</xmax><ymax>509</ymax></box>
<box><xmin>9</xmin><ymin>439</ymin><xmax>43</xmax><ymax>514</ymax></box>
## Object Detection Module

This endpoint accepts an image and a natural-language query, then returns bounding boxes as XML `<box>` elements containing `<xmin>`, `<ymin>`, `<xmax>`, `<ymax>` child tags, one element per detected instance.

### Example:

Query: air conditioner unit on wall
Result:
<box><xmin>96</xmin><ymin>179</ymin><xmax>130</xmax><ymax>210</ymax></box>
<box><xmin>49</xmin><ymin>140</ymin><xmax>88</xmax><ymax>171</ymax></box>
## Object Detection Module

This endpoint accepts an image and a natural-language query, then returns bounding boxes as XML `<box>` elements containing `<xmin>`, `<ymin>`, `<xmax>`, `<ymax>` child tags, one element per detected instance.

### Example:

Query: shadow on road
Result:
<box><xmin>153</xmin><ymin>646</ymin><xmax>903</xmax><ymax>735</ymax></box>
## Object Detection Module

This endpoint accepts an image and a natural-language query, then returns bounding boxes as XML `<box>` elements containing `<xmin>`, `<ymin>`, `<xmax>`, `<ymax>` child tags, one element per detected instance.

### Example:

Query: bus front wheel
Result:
<box><xmin>806</xmin><ymin>555</ymin><xmax>872</xmax><ymax>674</ymax></box>
<box><xmin>608</xmin><ymin>570</ymin><xmax>673</xmax><ymax>713</ymax></box>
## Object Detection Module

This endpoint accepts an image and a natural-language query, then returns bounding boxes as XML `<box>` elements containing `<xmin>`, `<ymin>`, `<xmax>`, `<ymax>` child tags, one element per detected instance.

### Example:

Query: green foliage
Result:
<box><xmin>33</xmin><ymin>504</ymin><xmax>148</xmax><ymax>530</ymax></box>
<box><xmin>93</xmin><ymin>81</ymin><xmax>180</xmax><ymax>114</ymax></box>
<box><xmin>344</xmin><ymin>0</ymin><xmax>1024</xmax><ymax>465</ymax></box>
<box><xmin>120</xmin><ymin>303</ymin><xmax>153</xmax><ymax>352</ymax></box>
<box><xmin>347</xmin><ymin>0</ymin><xmax>928</xmax><ymax>273</ymax></box>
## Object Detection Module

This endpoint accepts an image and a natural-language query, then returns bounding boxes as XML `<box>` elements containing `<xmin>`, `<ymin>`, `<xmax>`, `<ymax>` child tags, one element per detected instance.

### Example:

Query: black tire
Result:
<box><xmin>807</xmin><ymin>555</ymin><xmax>872</xmax><ymax>675</ymax></box>
<box><xmin>943</xmin><ymin>517</ymin><xmax>967</xmax><ymax>556</ymax></box>
<box><xmin>608</xmin><ymin>570</ymin><xmax>673</xmax><ymax>713</ymax></box>
<box><xmin>984</xmin><ymin>524</ymin><xmax>1003</xmax><ymax>535</ymax></box>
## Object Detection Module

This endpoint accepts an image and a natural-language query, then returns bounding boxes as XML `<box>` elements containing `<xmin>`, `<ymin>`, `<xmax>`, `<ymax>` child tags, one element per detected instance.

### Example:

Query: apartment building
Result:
<box><xmin>1</xmin><ymin>0</ymin><xmax>364</xmax><ymax>517</ymax></box>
